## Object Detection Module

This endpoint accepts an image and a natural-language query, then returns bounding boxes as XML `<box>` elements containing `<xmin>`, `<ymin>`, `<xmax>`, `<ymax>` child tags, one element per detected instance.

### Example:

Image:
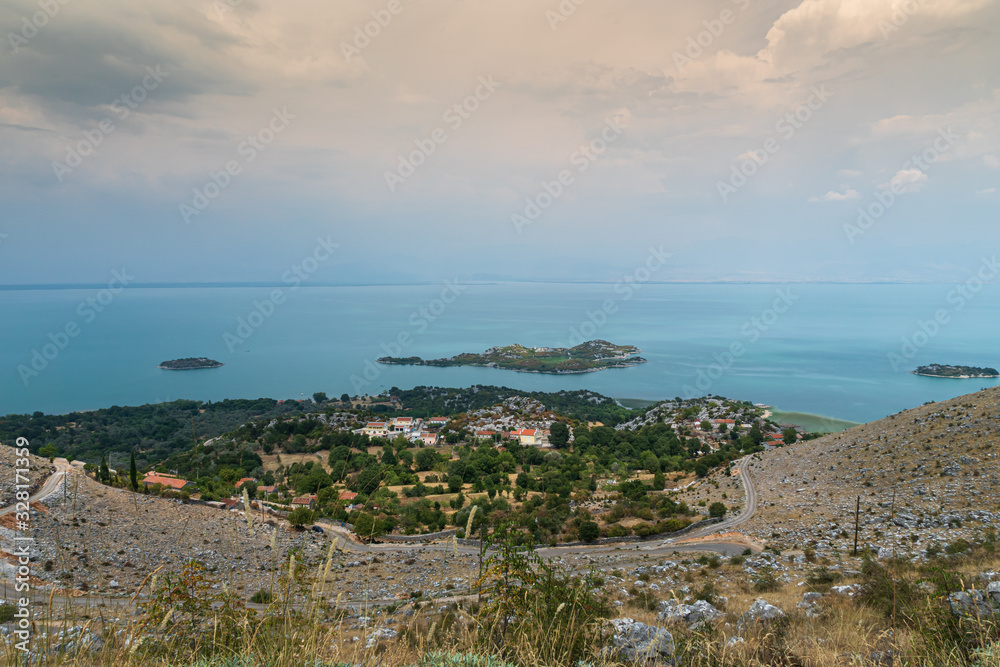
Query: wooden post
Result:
<box><xmin>853</xmin><ymin>495</ymin><xmax>860</xmax><ymax>557</ymax></box>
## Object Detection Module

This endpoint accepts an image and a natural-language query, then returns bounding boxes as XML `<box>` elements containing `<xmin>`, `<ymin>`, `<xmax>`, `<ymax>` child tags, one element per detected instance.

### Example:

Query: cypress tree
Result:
<box><xmin>129</xmin><ymin>451</ymin><xmax>138</xmax><ymax>491</ymax></box>
<box><xmin>99</xmin><ymin>455</ymin><xmax>109</xmax><ymax>483</ymax></box>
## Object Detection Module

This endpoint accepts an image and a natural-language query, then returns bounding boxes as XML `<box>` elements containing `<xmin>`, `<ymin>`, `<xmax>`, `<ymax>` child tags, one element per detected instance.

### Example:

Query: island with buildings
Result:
<box><xmin>378</xmin><ymin>340</ymin><xmax>647</xmax><ymax>374</ymax></box>
<box><xmin>912</xmin><ymin>364</ymin><xmax>999</xmax><ymax>378</ymax></box>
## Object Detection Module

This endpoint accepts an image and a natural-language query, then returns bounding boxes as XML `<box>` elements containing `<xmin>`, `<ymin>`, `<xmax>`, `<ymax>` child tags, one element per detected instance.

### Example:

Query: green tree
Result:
<box><xmin>548</xmin><ymin>422</ymin><xmax>570</xmax><ymax>448</ymax></box>
<box><xmin>340</xmin><ymin>393</ymin><xmax>350</xmax><ymax>403</ymax></box>
<box><xmin>312</xmin><ymin>392</ymin><xmax>328</xmax><ymax>403</ymax></box>
<box><xmin>38</xmin><ymin>443</ymin><xmax>58</xmax><ymax>460</ymax></box>
<box><xmin>352</xmin><ymin>512</ymin><xmax>385</xmax><ymax>540</ymax></box>
<box><xmin>448</xmin><ymin>475</ymin><xmax>464</xmax><ymax>493</ymax></box>
<box><xmin>129</xmin><ymin>451</ymin><xmax>138</xmax><ymax>491</ymax></box>
<box><xmin>782</xmin><ymin>427</ymin><xmax>798</xmax><ymax>445</ymax></box>
<box><xmin>578</xmin><ymin>520</ymin><xmax>600</xmax><ymax>543</ymax></box>
<box><xmin>99</xmin><ymin>455</ymin><xmax>110</xmax><ymax>483</ymax></box>
<box><xmin>415</xmin><ymin>448</ymin><xmax>437</xmax><ymax>471</ymax></box>
<box><xmin>709</xmin><ymin>502</ymin><xmax>727</xmax><ymax>519</ymax></box>
<box><xmin>288</xmin><ymin>507</ymin><xmax>315</xmax><ymax>529</ymax></box>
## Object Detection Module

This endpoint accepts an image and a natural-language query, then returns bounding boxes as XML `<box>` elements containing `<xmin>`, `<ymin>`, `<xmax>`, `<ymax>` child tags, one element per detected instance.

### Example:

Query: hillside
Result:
<box><xmin>742</xmin><ymin>385</ymin><xmax>1000</xmax><ymax>557</ymax></box>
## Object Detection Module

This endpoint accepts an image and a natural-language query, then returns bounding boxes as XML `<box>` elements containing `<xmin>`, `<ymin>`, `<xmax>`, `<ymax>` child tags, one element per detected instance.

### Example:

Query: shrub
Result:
<box><xmin>0</xmin><ymin>603</ymin><xmax>15</xmax><ymax>623</ymax></box>
<box><xmin>752</xmin><ymin>569</ymin><xmax>782</xmax><ymax>593</ymax></box>
<box><xmin>249</xmin><ymin>590</ymin><xmax>274</xmax><ymax>604</ymax></box>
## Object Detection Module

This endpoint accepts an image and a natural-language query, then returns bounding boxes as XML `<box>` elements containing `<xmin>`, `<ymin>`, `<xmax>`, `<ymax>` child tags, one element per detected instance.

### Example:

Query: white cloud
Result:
<box><xmin>809</xmin><ymin>187</ymin><xmax>860</xmax><ymax>202</ymax></box>
<box><xmin>984</xmin><ymin>154</ymin><xmax>1000</xmax><ymax>168</ymax></box>
<box><xmin>884</xmin><ymin>168</ymin><xmax>928</xmax><ymax>193</ymax></box>
<box><xmin>977</xmin><ymin>187</ymin><xmax>996</xmax><ymax>195</ymax></box>
<box><xmin>837</xmin><ymin>169</ymin><xmax>863</xmax><ymax>179</ymax></box>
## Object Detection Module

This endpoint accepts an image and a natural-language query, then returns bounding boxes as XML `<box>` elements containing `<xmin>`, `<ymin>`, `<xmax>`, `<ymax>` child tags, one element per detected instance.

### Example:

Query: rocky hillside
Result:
<box><xmin>744</xmin><ymin>385</ymin><xmax>1000</xmax><ymax>557</ymax></box>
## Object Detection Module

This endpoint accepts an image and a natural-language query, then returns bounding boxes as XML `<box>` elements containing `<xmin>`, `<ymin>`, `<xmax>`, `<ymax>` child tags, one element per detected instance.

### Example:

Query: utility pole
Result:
<box><xmin>852</xmin><ymin>495</ymin><xmax>860</xmax><ymax>557</ymax></box>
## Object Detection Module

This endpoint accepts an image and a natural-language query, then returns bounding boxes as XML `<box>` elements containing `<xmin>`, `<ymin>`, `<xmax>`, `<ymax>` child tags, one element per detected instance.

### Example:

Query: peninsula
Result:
<box><xmin>378</xmin><ymin>340</ymin><xmax>647</xmax><ymax>374</ymax></box>
<box><xmin>158</xmin><ymin>357</ymin><xmax>224</xmax><ymax>371</ymax></box>
<box><xmin>912</xmin><ymin>363</ymin><xmax>999</xmax><ymax>379</ymax></box>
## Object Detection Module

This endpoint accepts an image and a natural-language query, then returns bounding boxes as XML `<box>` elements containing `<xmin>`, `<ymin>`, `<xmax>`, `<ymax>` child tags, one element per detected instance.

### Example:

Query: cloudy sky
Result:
<box><xmin>1</xmin><ymin>0</ymin><xmax>998</xmax><ymax>285</ymax></box>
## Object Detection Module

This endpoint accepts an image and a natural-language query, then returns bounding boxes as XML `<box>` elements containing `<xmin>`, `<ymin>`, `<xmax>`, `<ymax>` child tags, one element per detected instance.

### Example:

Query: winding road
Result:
<box><xmin>0</xmin><ymin>458</ymin><xmax>72</xmax><ymax>517</ymax></box>
<box><xmin>1</xmin><ymin>456</ymin><xmax>760</xmax><ymax>611</ymax></box>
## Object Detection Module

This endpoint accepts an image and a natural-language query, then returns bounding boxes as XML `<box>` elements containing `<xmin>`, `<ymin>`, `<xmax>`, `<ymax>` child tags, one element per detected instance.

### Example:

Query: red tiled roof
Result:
<box><xmin>292</xmin><ymin>495</ymin><xmax>316</xmax><ymax>505</ymax></box>
<box><xmin>338</xmin><ymin>491</ymin><xmax>358</xmax><ymax>501</ymax></box>
<box><xmin>142</xmin><ymin>473</ymin><xmax>190</xmax><ymax>490</ymax></box>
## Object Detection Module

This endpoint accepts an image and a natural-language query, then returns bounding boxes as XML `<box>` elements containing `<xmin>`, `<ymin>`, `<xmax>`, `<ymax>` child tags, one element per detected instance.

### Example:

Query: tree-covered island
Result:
<box><xmin>912</xmin><ymin>363</ymin><xmax>999</xmax><ymax>378</ymax></box>
<box><xmin>159</xmin><ymin>357</ymin><xmax>225</xmax><ymax>370</ymax></box>
<box><xmin>378</xmin><ymin>340</ymin><xmax>647</xmax><ymax>374</ymax></box>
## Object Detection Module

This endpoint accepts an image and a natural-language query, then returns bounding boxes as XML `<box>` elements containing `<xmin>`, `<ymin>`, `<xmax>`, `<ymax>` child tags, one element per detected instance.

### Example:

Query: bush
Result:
<box><xmin>249</xmin><ymin>589</ymin><xmax>273</xmax><ymax>604</ymax></box>
<box><xmin>0</xmin><ymin>603</ymin><xmax>15</xmax><ymax>623</ymax></box>
<box><xmin>752</xmin><ymin>569</ymin><xmax>782</xmax><ymax>593</ymax></box>
<box><xmin>578</xmin><ymin>520</ymin><xmax>600</xmax><ymax>543</ymax></box>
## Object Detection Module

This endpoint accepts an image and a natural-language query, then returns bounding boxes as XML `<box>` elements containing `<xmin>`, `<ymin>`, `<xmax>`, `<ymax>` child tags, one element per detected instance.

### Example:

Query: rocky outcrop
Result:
<box><xmin>606</xmin><ymin>618</ymin><xmax>675</xmax><ymax>664</ymax></box>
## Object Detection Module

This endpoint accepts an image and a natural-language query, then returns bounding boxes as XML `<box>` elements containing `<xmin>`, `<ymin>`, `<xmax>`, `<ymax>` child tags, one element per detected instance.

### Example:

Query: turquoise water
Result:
<box><xmin>1</xmin><ymin>283</ymin><xmax>998</xmax><ymax>421</ymax></box>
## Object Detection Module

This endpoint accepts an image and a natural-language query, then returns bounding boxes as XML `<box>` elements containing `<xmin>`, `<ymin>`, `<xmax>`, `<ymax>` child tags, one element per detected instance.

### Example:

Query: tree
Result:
<box><xmin>782</xmin><ymin>428</ymin><xmax>798</xmax><ymax>445</ymax></box>
<box><xmin>288</xmin><ymin>507</ymin><xmax>315</xmax><ymax>529</ymax></box>
<box><xmin>312</xmin><ymin>392</ymin><xmax>328</xmax><ymax>403</ymax></box>
<box><xmin>340</xmin><ymin>393</ymin><xmax>351</xmax><ymax>403</ymax></box>
<box><xmin>99</xmin><ymin>455</ymin><xmax>110</xmax><ymax>483</ymax></box>
<box><xmin>38</xmin><ymin>444</ymin><xmax>58</xmax><ymax>460</ymax></box>
<box><xmin>578</xmin><ymin>520</ymin><xmax>600</xmax><ymax>543</ymax></box>
<box><xmin>708</xmin><ymin>502</ymin><xmax>727</xmax><ymax>519</ymax></box>
<box><xmin>238</xmin><ymin>481</ymin><xmax>257</xmax><ymax>500</ymax></box>
<box><xmin>415</xmin><ymin>448</ymin><xmax>437</xmax><ymax>471</ymax></box>
<box><xmin>694</xmin><ymin>462</ymin><xmax>709</xmax><ymax>478</ymax></box>
<box><xmin>448</xmin><ymin>475</ymin><xmax>464</xmax><ymax>493</ymax></box>
<box><xmin>548</xmin><ymin>422</ymin><xmax>570</xmax><ymax>448</ymax></box>
<box><xmin>129</xmin><ymin>451</ymin><xmax>138</xmax><ymax>491</ymax></box>
<box><xmin>352</xmin><ymin>512</ymin><xmax>384</xmax><ymax>540</ymax></box>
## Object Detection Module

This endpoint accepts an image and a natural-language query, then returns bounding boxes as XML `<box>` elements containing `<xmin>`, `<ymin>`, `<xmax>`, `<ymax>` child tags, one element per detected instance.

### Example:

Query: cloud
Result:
<box><xmin>837</xmin><ymin>168</ymin><xmax>863</xmax><ymax>178</ymax></box>
<box><xmin>977</xmin><ymin>187</ymin><xmax>996</xmax><ymax>195</ymax></box>
<box><xmin>884</xmin><ymin>168</ymin><xmax>928</xmax><ymax>193</ymax></box>
<box><xmin>985</xmin><ymin>154</ymin><xmax>1000</xmax><ymax>168</ymax></box>
<box><xmin>809</xmin><ymin>187</ymin><xmax>860</xmax><ymax>202</ymax></box>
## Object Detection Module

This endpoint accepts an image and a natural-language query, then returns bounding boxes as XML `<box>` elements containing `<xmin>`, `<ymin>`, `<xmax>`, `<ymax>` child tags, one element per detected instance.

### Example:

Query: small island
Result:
<box><xmin>378</xmin><ymin>340</ymin><xmax>647</xmax><ymax>374</ymax></box>
<box><xmin>158</xmin><ymin>357</ymin><xmax>224</xmax><ymax>371</ymax></box>
<box><xmin>913</xmin><ymin>364</ymin><xmax>999</xmax><ymax>379</ymax></box>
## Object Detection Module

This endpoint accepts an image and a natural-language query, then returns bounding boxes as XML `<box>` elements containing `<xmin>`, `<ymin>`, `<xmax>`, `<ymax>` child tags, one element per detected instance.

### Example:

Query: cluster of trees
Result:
<box><xmin>385</xmin><ymin>386</ymin><xmax>637</xmax><ymax>425</ymax></box>
<box><xmin>1</xmin><ymin>398</ymin><xmax>305</xmax><ymax>468</ymax></box>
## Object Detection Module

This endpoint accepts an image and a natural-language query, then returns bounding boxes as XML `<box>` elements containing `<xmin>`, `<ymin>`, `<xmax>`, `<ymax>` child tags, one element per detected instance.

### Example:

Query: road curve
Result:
<box><xmin>0</xmin><ymin>458</ymin><xmax>71</xmax><ymax>517</ymax></box>
<box><xmin>677</xmin><ymin>455</ymin><xmax>757</xmax><ymax>541</ymax></box>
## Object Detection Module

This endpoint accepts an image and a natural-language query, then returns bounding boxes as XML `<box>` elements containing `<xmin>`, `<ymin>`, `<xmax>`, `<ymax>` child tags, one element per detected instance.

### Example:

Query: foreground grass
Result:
<box><xmin>6</xmin><ymin>540</ymin><xmax>1000</xmax><ymax>667</ymax></box>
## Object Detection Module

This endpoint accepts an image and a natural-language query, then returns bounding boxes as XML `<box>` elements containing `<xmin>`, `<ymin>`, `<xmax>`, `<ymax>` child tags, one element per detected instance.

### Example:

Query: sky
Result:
<box><xmin>1</xmin><ymin>0</ymin><xmax>998</xmax><ymax>285</ymax></box>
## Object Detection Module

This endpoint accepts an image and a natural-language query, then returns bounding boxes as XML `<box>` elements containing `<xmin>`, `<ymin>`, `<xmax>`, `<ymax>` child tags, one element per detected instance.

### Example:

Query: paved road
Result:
<box><xmin>0</xmin><ymin>458</ymin><xmax>71</xmax><ymax>517</ymax></box>
<box><xmin>677</xmin><ymin>455</ymin><xmax>758</xmax><ymax>540</ymax></box>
